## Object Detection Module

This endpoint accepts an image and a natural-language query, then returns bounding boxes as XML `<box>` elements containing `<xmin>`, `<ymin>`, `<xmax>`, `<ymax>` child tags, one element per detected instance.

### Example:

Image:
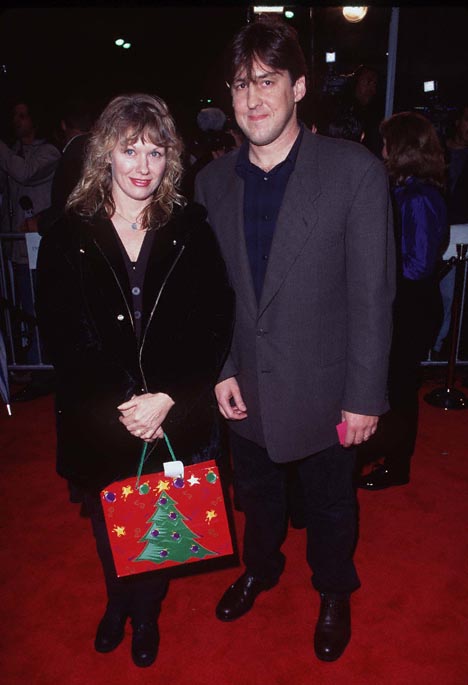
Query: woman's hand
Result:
<box><xmin>117</xmin><ymin>392</ymin><xmax>175</xmax><ymax>442</ymax></box>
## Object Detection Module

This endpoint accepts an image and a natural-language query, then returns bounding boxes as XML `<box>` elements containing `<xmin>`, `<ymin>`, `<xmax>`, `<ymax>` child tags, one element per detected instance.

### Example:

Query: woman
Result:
<box><xmin>36</xmin><ymin>93</ymin><xmax>234</xmax><ymax>667</ymax></box>
<box><xmin>358</xmin><ymin>111</ymin><xmax>448</xmax><ymax>490</ymax></box>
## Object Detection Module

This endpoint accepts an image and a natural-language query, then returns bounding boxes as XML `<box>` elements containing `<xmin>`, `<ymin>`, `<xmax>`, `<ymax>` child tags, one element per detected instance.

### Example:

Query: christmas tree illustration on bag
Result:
<box><xmin>135</xmin><ymin>491</ymin><xmax>217</xmax><ymax>565</ymax></box>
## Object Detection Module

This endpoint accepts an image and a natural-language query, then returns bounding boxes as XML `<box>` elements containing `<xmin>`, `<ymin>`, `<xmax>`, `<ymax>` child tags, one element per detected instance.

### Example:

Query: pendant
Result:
<box><xmin>131</xmin><ymin>222</ymin><xmax>138</xmax><ymax>230</ymax></box>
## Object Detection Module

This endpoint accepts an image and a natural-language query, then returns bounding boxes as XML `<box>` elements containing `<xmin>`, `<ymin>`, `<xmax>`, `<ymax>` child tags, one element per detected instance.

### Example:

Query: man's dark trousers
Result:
<box><xmin>230</xmin><ymin>431</ymin><xmax>361</xmax><ymax>597</ymax></box>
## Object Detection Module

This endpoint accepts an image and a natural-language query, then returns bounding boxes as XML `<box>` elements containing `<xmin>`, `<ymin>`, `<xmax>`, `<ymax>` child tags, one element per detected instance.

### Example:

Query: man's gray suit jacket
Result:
<box><xmin>195</xmin><ymin>129</ymin><xmax>395</xmax><ymax>463</ymax></box>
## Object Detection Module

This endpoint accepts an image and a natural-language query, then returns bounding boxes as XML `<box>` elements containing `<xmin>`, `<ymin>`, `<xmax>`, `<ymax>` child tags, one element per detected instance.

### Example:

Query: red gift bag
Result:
<box><xmin>100</xmin><ymin>435</ymin><xmax>233</xmax><ymax>578</ymax></box>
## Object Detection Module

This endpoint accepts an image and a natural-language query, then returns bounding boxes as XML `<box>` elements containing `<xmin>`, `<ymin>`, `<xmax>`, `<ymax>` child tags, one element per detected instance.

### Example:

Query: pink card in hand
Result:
<box><xmin>336</xmin><ymin>420</ymin><xmax>348</xmax><ymax>445</ymax></box>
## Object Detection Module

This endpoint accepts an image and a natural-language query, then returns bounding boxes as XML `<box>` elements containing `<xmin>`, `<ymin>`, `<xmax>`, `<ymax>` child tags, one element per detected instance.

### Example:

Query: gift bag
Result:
<box><xmin>100</xmin><ymin>434</ymin><xmax>234</xmax><ymax>578</ymax></box>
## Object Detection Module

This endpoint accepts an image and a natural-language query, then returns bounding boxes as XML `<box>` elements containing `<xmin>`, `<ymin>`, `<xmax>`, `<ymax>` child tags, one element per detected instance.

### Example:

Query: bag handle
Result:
<box><xmin>135</xmin><ymin>433</ymin><xmax>176</xmax><ymax>488</ymax></box>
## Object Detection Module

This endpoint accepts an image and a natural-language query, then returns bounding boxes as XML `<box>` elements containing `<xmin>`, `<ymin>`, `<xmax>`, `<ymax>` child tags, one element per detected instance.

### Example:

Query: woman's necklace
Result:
<box><xmin>113</xmin><ymin>209</ymin><xmax>143</xmax><ymax>231</ymax></box>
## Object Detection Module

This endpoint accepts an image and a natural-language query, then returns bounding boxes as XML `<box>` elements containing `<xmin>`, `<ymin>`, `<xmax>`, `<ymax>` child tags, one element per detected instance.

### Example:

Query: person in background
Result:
<box><xmin>0</xmin><ymin>98</ymin><xmax>60</xmax><ymax>375</ymax></box>
<box><xmin>38</xmin><ymin>97</ymin><xmax>95</xmax><ymax>236</ymax></box>
<box><xmin>196</xmin><ymin>17</ymin><xmax>394</xmax><ymax>663</ymax></box>
<box><xmin>0</xmin><ymin>99</ymin><xmax>60</xmax><ymax>234</ymax></box>
<box><xmin>432</xmin><ymin>102</ymin><xmax>468</xmax><ymax>359</ymax></box>
<box><xmin>358</xmin><ymin>111</ymin><xmax>448</xmax><ymax>490</ymax></box>
<box><xmin>224</xmin><ymin>114</ymin><xmax>245</xmax><ymax>148</ymax></box>
<box><xmin>36</xmin><ymin>93</ymin><xmax>234</xmax><ymax>668</ymax></box>
<box><xmin>320</xmin><ymin>65</ymin><xmax>381</xmax><ymax>155</ymax></box>
<box><xmin>182</xmin><ymin>106</ymin><xmax>235</xmax><ymax>200</ymax></box>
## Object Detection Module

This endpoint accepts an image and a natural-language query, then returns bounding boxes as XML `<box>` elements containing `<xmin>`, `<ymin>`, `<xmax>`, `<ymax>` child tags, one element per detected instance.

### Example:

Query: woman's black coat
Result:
<box><xmin>36</xmin><ymin>203</ymin><xmax>234</xmax><ymax>491</ymax></box>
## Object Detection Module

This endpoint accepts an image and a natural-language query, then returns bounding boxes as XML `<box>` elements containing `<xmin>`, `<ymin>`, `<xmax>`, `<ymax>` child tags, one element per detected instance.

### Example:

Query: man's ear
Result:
<box><xmin>293</xmin><ymin>75</ymin><xmax>306</xmax><ymax>104</ymax></box>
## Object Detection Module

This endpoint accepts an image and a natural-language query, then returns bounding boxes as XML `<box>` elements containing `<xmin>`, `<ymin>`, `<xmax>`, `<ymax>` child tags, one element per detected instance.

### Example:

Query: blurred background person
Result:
<box><xmin>319</xmin><ymin>64</ymin><xmax>382</xmax><ymax>155</ymax></box>
<box><xmin>224</xmin><ymin>114</ymin><xmax>244</xmax><ymax>149</ymax></box>
<box><xmin>432</xmin><ymin>102</ymin><xmax>468</xmax><ymax>359</ymax></box>
<box><xmin>36</xmin><ymin>93</ymin><xmax>234</xmax><ymax>668</ymax></box>
<box><xmin>358</xmin><ymin>111</ymin><xmax>448</xmax><ymax>490</ymax></box>
<box><xmin>324</xmin><ymin>109</ymin><xmax>364</xmax><ymax>143</ymax></box>
<box><xmin>0</xmin><ymin>98</ymin><xmax>60</xmax><ymax>375</ymax></box>
<box><xmin>182</xmin><ymin>107</ymin><xmax>235</xmax><ymax>200</ymax></box>
<box><xmin>0</xmin><ymin>98</ymin><xmax>60</xmax><ymax>234</ymax></box>
<box><xmin>38</xmin><ymin>97</ymin><xmax>95</xmax><ymax>236</ymax></box>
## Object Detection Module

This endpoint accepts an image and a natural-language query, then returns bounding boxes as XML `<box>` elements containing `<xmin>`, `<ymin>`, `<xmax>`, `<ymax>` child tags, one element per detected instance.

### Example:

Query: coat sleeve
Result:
<box><xmin>399</xmin><ymin>191</ymin><xmax>448</xmax><ymax>280</ymax></box>
<box><xmin>0</xmin><ymin>140</ymin><xmax>60</xmax><ymax>186</ymax></box>
<box><xmin>342</xmin><ymin>158</ymin><xmax>396</xmax><ymax>416</ymax></box>
<box><xmin>149</xmin><ymin>220</ymin><xmax>235</xmax><ymax>422</ymax></box>
<box><xmin>194</xmin><ymin>171</ymin><xmax>239</xmax><ymax>385</ymax></box>
<box><xmin>36</xmin><ymin>229</ymin><xmax>80</xmax><ymax>366</ymax></box>
<box><xmin>35</xmin><ymin>226</ymin><xmax>104</xmax><ymax>380</ymax></box>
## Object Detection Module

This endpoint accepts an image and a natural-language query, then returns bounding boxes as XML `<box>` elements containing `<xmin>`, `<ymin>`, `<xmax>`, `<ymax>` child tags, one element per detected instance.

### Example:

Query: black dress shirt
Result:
<box><xmin>236</xmin><ymin>126</ymin><xmax>303</xmax><ymax>302</ymax></box>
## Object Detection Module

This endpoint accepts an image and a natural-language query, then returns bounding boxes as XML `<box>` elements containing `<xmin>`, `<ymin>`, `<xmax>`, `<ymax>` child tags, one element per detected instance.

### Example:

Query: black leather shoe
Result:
<box><xmin>94</xmin><ymin>607</ymin><xmax>127</xmax><ymax>653</ymax></box>
<box><xmin>358</xmin><ymin>464</ymin><xmax>409</xmax><ymax>490</ymax></box>
<box><xmin>314</xmin><ymin>594</ymin><xmax>351</xmax><ymax>662</ymax></box>
<box><xmin>131</xmin><ymin>621</ymin><xmax>160</xmax><ymax>668</ymax></box>
<box><xmin>215</xmin><ymin>572</ymin><xmax>278</xmax><ymax>622</ymax></box>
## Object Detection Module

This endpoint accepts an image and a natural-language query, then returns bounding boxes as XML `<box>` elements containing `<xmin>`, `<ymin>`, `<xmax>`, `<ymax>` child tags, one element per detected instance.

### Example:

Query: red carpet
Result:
<box><xmin>1</xmin><ymin>378</ymin><xmax>468</xmax><ymax>685</ymax></box>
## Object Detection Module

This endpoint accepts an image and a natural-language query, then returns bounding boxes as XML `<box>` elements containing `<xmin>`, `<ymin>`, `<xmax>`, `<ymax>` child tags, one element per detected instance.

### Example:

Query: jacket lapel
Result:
<box><xmin>141</xmin><ymin>215</ymin><xmax>183</xmax><ymax>323</ymax></box>
<box><xmin>85</xmin><ymin>214</ymin><xmax>133</xmax><ymax>315</ymax></box>
<box><xmin>258</xmin><ymin>133</ymin><xmax>322</xmax><ymax>317</ymax></box>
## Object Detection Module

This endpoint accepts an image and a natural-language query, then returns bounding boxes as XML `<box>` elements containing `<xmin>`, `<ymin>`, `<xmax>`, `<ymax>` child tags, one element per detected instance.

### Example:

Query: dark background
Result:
<box><xmin>0</xmin><ymin>4</ymin><xmax>467</xmax><ymax>143</ymax></box>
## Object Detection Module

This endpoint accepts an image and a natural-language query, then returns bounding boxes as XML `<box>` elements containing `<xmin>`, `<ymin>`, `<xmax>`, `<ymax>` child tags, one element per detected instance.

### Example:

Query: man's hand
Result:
<box><xmin>215</xmin><ymin>377</ymin><xmax>248</xmax><ymax>420</ymax></box>
<box><xmin>117</xmin><ymin>392</ymin><xmax>175</xmax><ymax>442</ymax></box>
<box><xmin>341</xmin><ymin>410</ymin><xmax>378</xmax><ymax>447</ymax></box>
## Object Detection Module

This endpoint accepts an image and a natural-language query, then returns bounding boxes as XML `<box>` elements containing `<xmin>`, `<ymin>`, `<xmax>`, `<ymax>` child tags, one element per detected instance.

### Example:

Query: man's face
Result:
<box><xmin>230</xmin><ymin>59</ymin><xmax>306</xmax><ymax>148</ymax></box>
<box><xmin>12</xmin><ymin>103</ymin><xmax>34</xmax><ymax>139</ymax></box>
<box><xmin>355</xmin><ymin>70</ymin><xmax>377</xmax><ymax>106</ymax></box>
<box><xmin>455</xmin><ymin>107</ymin><xmax>468</xmax><ymax>147</ymax></box>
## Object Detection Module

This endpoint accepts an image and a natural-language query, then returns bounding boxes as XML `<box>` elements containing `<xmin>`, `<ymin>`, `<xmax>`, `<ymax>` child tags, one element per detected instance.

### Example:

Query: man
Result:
<box><xmin>38</xmin><ymin>98</ymin><xmax>93</xmax><ymax>236</ymax></box>
<box><xmin>0</xmin><ymin>99</ymin><xmax>60</xmax><ymax>370</ymax></box>
<box><xmin>0</xmin><ymin>99</ymin><xmax>60</xmax><ymax>234</ymax></box>
<box><xmin>195</xmin><ymin>17</ymin><xmax>395</xmax><ymax>663</ymax></box>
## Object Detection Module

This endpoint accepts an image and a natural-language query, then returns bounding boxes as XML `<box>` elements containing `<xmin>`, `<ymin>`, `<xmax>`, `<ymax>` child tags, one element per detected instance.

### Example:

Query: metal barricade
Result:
<box><xmin>0</xmin><ymin>232</ymin><xmax>467</xmax><ymax>373</ymax></box>
<box><xmin>0</xmin><ymin>233</ymin><xmax>53</xmax><ymax>371</ymax></box>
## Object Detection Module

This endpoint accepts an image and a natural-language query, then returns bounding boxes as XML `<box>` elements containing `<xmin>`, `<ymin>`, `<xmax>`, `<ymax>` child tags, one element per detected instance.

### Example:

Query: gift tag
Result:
<box><xmin>163</xmin><ymin>460</ymin><xmax>184</xmax><ymax>478</ymax></box>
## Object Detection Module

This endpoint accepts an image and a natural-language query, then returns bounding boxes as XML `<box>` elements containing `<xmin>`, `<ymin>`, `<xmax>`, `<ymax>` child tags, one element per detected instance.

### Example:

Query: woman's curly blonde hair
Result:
<box><xmin>67</xmin><ymin>93</ymin><xmax>185</xmax><ymax>229</ymax></box>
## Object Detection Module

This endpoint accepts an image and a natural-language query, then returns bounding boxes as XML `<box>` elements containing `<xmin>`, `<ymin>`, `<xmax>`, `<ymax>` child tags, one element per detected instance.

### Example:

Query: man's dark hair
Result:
<box><xmin>225</xmin><ymin>16</ymin><xmax>308</xmax><ymax>87</ymax></box>
<box><xmin>326</xmin><ymin>109</ymin><xmax>364</xmax><ymax>142</ymax></box>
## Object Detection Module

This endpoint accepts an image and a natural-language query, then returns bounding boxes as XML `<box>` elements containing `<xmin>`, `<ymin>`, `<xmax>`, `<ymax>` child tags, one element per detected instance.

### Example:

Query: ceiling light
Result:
<box><xmin>342</xmin><ymin>7</ymin><xmax>368</xmax><ymax>23</ymax></box>
<box><xmin>253</xmin><ymin>6</ymin><xmax>284</xmax><ymax>14</ymax></box>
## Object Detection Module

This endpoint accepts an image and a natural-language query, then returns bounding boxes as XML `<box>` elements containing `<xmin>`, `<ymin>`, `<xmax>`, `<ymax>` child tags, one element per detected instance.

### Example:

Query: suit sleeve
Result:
<box><xmin>342</xmin><ymin>158</ymin><xmax>396</xmax><ymax>415</ymax></box>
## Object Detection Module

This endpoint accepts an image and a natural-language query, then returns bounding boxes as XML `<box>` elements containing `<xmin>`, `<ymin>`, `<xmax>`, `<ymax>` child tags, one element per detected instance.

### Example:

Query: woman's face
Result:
<box><xmin>110</xmin><ymin>134</ymin><xmax>167</xmax><ymax>206</ymax></box>
<box><xmin>382</xmin><ymin>138</ymin><xmax>388</xmax><ymax>160</ymax></box>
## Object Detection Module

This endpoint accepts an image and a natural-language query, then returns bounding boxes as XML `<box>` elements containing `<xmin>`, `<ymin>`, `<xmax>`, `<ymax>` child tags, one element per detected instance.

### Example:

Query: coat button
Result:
<box><xmin>117</xmin><ymin>314</ymin><xmax>124</xmax><ymax>321</ymax></box>
<box><xmin>132</xmin><ymin>286</ymin><xmax>141</xmax><ymax>296</ymax></box>
<box><xmin>134</xmin><ymin>310</ymin><xmax>142</xmax><ymax>320</ymax></box>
